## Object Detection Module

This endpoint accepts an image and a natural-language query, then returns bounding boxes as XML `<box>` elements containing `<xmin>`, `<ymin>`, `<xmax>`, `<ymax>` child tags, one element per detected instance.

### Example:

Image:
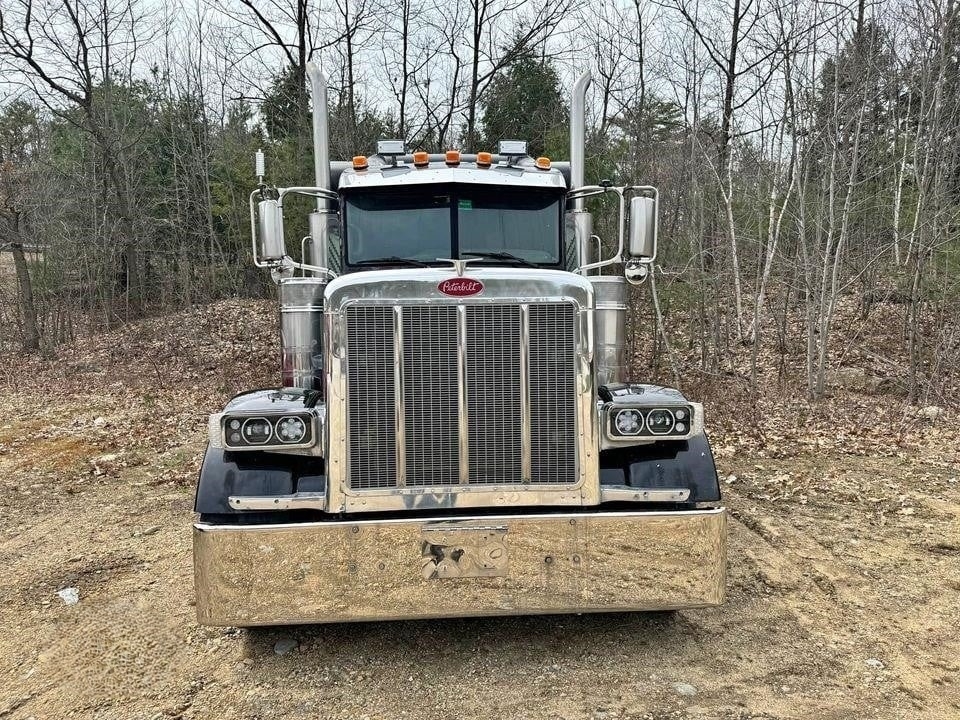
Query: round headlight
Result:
<box><xmin>614</xmin><ymin>409</ymin><xmax>643</xmax><ymax>435</ymax></box>
<box><xmin>241</xmin><ymin>417</ymin><xmax>273</xmax><ymax>444</ymax></box>
<box><xmin>277</xmin><ymin>416</ymin><xmax>307</xmax><ymax>443</ymax></box>
<box><xmin>646</xmin><ymin>409</ymin><xmax>675</xmax><ymax>434</ymax></box>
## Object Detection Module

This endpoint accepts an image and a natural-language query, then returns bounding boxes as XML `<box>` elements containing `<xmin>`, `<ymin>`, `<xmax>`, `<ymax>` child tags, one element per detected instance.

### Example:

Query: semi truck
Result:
<box><xmin>192</xmin><ymin>65</ymin><xmax>726</xmax><ymax>626</ymax></box>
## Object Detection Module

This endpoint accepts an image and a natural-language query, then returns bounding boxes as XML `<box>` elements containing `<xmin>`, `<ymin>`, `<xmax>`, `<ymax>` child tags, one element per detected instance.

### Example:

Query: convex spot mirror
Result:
<box><xmin>628</xmin><ymin>195</ymin><xmax>657</xmax><ymax>261</ymax></box>
<box><xmin>258</xmin><ymin>198</ymin><xmax>286</xmax><ymax>262</ymax></box>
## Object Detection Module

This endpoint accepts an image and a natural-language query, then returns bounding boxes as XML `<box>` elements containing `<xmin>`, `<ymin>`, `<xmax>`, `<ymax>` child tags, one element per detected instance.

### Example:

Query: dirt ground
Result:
<box><xmin>1</xmin><ymin>301</ymin><xmax>958</xmax><ymax>720</ymax></box>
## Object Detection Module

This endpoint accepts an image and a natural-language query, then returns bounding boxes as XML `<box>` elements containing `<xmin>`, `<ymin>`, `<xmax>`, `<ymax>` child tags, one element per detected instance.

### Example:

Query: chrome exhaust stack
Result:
<box><xmin>277</xmin><ymin>62</ymin><xmax>335</xmax><ymax>392</ymax></box>
<box><xmin>306</xmin><ymin>62</ymin><xmax>332</xmax><ymax>270</ymax></box>
<box><xmin>570</xmin><ymin>71</ymin><xmax>593</xmax><ymax>270</ymax></box>
<box><xmin>570</xmin><ymin>71</ymin><xmax>591</xmax><ymax>205</ymax></box>
<box><xmin>570</xmin><ymin>71</ymin><xmax>627</xmax><ymax>384</ymax></box>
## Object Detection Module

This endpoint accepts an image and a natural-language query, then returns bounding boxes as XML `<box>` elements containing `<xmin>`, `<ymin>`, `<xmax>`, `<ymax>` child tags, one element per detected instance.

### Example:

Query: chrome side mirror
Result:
<box><xmin>628</xmin><ymin>195</ymin><xmax>657</xmax><ymax>261</ymax></box>
<box><xmin>258</xmin><ymin>199</ymin><xmax>286</xmax><ymax>262</ymax></box>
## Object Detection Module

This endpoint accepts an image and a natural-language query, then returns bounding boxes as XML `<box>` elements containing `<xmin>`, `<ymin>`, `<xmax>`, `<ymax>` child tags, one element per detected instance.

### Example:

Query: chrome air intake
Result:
<box><xmin>590</xmin><ymin>275</ymin><xmax>628</xmax><ymax>386</ymax></box>
<box><xmin>279</xmin><ymin>277</ymin><xmax>325</xmax><ymax>391</ymax></box>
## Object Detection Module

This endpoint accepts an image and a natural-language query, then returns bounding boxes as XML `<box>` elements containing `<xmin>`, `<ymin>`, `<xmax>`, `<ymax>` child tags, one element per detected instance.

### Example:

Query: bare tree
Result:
<box><xmin>378</xmin><ymin>0</ymin><xmax>441</xmax><ymax>139</ymax></box>
<box><xmin>461</xmin><ymin>0</ymin><xmax>573</xmax><ymax>151</ymax></box>
<box><xmin>415</xmin><ymin>1</ymin><xmax>467</xmax><ymax>150</ymax></box>
<box><xmin>0</xmin><ymin>0</ymin><xmax>155</xmax><ymax>314</ymax></box>
<box><xmin>0</xmin><ymin>101</ymin><xmax>42</xmax><ymax>351</ymax></box>
<box><xmin>670</xmin><ymin>0</ymin><xmax>786</xmax><ymax>339</ymax></box>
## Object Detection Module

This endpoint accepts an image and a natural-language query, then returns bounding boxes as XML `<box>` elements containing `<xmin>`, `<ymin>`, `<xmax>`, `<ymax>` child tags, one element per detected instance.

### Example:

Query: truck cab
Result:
<box><xmin>192</xmin><ymin>67</ymin><xmax>726</xmax><ymax>626</ymax></box>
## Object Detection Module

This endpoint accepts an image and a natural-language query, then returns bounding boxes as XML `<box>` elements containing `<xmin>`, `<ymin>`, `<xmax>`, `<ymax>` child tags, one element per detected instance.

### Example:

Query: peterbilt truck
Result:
<box><xmin>192</xmin><ymin>65</ymin><xmax>726</xmax><ymax>626</ymax></box>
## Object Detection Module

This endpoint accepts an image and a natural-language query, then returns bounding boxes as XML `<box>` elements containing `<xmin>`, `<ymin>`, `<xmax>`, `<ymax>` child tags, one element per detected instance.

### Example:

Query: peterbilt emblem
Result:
<box><xmin>438</xmin><ymin>278</ymin><xmax>483</xmax><ymax>296</ymax></box>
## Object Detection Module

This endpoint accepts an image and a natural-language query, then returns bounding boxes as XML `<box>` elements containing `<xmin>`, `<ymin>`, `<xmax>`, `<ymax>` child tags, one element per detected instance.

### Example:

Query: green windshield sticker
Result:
<box><xmin>458</xmin><ymin>199</ymin><xmax>473</xmax><ymax>209</ymax></box>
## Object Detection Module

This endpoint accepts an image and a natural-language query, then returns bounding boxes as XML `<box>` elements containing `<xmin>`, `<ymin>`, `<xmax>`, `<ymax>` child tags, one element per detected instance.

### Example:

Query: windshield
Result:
<box><xmin>342</xmin><ymin>185</ymin><xmax>563</xmax><ymax>266</ymax></box>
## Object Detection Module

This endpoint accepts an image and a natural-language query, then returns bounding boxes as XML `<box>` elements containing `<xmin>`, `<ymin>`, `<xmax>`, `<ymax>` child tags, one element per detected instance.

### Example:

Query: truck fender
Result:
<box><xmin>598</xmin><ymin>431</ymin><xmax>722</xmax><ymax>503</ymax></box>
<box><xmin>193</xmin><ymin>445</ymin><xmax>325</xmax><ymax>515</ymax></box>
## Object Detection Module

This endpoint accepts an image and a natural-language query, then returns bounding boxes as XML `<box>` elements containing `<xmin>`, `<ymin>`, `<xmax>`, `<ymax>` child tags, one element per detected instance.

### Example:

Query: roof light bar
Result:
<box><xmin>498</xmin><ymin>140</ymin><xmax>528</xmax><ymax>156</ymax></box>
<box><xmin>376</xmin><ymin>139</ymin><xmax>405</xmax><ymax>156</ymax></box>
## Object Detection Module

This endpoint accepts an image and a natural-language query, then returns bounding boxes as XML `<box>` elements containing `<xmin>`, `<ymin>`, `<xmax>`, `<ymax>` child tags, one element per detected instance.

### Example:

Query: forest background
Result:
<box><xmin>1</xmin><ymin>0</ymin><xmax>958</xmax><ymax>407</ymax></box>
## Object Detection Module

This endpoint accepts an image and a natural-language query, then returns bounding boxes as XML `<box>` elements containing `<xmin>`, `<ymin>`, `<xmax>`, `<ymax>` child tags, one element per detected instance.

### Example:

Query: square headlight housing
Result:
<box><xmin>607</xmin><ymin>404</ymin><xmax>697</xmax><ymax>439</ymax></box>
<box><xmin>601</xmin><ymin>391</ymin><xmax>703</xmax><ymax>449</ymax></box>
<box><xmin>210</xmin><ymin>411</ymin><xmax>319</xmax><ymax>452</ymax></box>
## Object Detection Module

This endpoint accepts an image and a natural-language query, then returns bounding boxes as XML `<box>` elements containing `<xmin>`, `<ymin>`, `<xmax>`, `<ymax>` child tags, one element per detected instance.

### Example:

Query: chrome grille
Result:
<box><xmin>466</xmin><ymin>305</ymin><xmax>523</xmax><ymax>484</ymax></box>
<box><xmin>403</xmin><ymin>306</ymin><xmax>459</xmax><ymax>486</ymax></box>
<box><xmin>344</xmin><ymin>302</ymin><xmax>578</xmax><ymax>490</ymax></box>
<box><xmin>345</xmin><ymin>306</ymin><xmax>396</xmax><ymax>489</ymax></box>
<box><xmin>529</xmin><ymin>304</ymin><xmax>578</xmax><ymax>483</ymax></box>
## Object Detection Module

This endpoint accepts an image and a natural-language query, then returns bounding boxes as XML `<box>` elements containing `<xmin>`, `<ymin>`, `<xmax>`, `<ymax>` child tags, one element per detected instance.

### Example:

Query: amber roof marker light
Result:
<box><xmin>534</xmin><ymin>156</ymin><xmax>552</xmax><ymax>170</ymax></box>
<box><xmin>445</xmin><ymin>150</ymin><xmax>461</xmax><ymax>166</ymax></box>
<box><xmin>476</xmin><ymin>152</ymin><xmax>493</xmax><ymax>168</ymax></box>
<box><xmin>413</xmin><ymin>151</ymin><xmax>429</xmax><ymax>167</ymax></box>
<box><xmin>352</xmin><ymin>155</ymin><xmax>369</xmax><ymax>170</ymax></box>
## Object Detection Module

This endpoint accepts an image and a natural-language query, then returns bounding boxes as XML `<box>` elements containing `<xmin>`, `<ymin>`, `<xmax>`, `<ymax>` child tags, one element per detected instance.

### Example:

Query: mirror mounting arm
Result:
<box><xmin>251</xmin><ymin>185</ymin><xmax>341</xmax><ymax>276</ymax></box>
<box><xmin>572</xmin><ymin>185</ymin><xmax>627</xmax><ymax>274</ymax></box>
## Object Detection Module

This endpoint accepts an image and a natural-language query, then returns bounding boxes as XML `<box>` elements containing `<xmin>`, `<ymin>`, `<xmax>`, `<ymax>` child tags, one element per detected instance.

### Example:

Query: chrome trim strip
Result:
<box><xmin>198</xmin><ymin>508</ymin><xmax>722</xmax><ymax>531</ymax></box>
<box><xmin>339</xmin><ymin>488</ymin><xmax>585</xmax><ymax>511</ymax></box>
<box><xmin>394</xmin><ymin>305</ymin><xmax>406</xmax><ymax>487</ymax></box>
<box><xmin>457</xmin><ymin>304</ymin><xmax>469</xmax><ymax>484</ymax></box>
<box><xmin>519</xmin><ymin>303</ymin><xmax>532</xmax><ymax>482</ymax></box>
<box><xmin>326</xmin><ymin>308</ymin><xmax>346</xmax><ymax>512</ymax></box>
<box><xmin>600</xmin><ymin>487</ymin><xmax>691</xmax><ymax>503</ymax></box>
<box><xmin>227</xmin><ymin>492</ymin><xmax>327</xmax><ymax>511</ymax></box>
<box><xmin>336</xmin><ymin>295</ymin><xmax>584</xmax><ymax>308</ymax></box>
<box><xmin>338</xmin><ymin>165</ymin><xmax>569</xmax><ymax>190</ymax></box>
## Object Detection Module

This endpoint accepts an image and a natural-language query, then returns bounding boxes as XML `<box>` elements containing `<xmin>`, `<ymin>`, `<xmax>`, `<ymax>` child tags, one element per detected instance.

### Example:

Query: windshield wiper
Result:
<box><xmin>352</xmin><ymin>256</ymin><xmax>431</xmax><ymax>268</ymax></box>
<box><xmin>462</xmin><ymin>251</ymin><xmax>538</xmax><ymax>268</ymax></box>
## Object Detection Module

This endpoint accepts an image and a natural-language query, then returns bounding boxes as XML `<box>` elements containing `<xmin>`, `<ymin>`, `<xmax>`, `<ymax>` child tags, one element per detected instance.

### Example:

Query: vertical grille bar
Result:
<box><xmin>519</xmin><ymin>304</ymin><xmax>531</xmax><ymax>483</ymax></box>
<box><xmin>393</xmin><ymin>306</ymin><xmax>406</xmax><ymax>487</ymax></box>
<box><xmin>457</xmin><ymin>305</ymin><xmax>470</xmax><ymax>485</ymax></box>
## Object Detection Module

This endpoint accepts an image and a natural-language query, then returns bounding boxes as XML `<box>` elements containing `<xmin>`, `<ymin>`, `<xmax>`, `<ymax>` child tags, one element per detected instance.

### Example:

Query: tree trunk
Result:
<box><xmin>11</xmin><ymin>242</ymin><xmax>40</xmax><ymax>352</ymax></box>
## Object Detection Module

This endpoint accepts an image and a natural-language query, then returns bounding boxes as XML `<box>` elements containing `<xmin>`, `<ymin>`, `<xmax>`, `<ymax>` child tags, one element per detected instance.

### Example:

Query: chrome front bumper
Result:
<box><xmin>193</xmin><ymin>508</ymin><xmax>726</xmax><ymax>626</ymax></box>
